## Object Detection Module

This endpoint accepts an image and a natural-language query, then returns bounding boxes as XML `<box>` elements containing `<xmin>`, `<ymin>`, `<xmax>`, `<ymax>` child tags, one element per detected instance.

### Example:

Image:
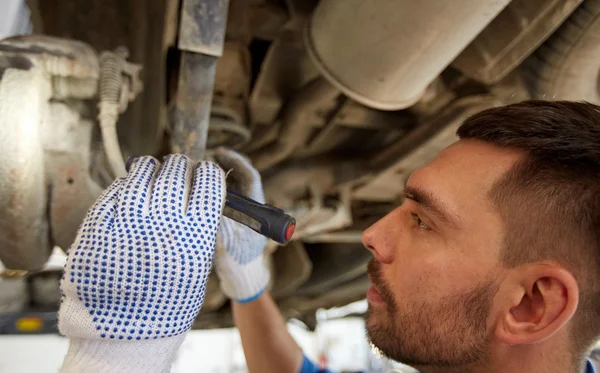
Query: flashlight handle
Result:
<box><xmin>224</xmin><ymin>189</ymin><xmax>296</xmax><ymax>244</ymax></box>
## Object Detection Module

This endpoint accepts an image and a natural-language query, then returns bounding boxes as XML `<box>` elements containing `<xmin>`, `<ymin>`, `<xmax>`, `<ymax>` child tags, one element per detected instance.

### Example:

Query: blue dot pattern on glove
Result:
<box><xmin>219</xmin><ymin>214</ymin><xmax>267</xmax><ymax>265</ymax></box>
<box><xmin>59</xmin><ymin>155</ymin><xmax>225</xmax><ymax>341</ymax></box>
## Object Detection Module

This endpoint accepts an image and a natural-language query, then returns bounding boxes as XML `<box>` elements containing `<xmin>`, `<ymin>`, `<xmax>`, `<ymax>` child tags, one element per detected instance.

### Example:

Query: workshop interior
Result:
<box><xmin>2</xmin><ymin>0</ymin><xmax>600</xmax><ymax>371</ymax></box>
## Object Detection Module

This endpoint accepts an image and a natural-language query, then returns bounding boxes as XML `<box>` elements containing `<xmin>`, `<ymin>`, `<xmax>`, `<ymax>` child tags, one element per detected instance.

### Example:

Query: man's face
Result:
<box><xmin>362</xmin><ymin>139</ymin><xmax>522</xmax><ymax>368</ymax></box>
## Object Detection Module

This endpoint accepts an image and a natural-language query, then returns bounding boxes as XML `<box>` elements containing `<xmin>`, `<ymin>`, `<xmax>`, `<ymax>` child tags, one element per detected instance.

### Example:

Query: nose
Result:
<box><xmin>362</xmin><ymin>210</ymin><xmax>398</xmax><ymax>264</ymax></box>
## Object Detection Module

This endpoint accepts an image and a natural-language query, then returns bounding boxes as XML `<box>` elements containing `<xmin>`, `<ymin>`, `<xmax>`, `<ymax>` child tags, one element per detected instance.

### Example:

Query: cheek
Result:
<box><xmin>385</xmin><ymin>234</ymin><xmax>443</xmax><ymax>301</ymax></box>
<box><xmin>388</xmin><ymin>241</ymin><xmax>489</xmax><ymax>303</ymax></box>
<box><xmin>390</xmin><ymin>251</ymin><xmax>445</xmax><ymax>302</ymax></box>
<box><xmin>380</xmin><ymin>209</ymin><xmax>498</xmax><ymax>301</ymax></box>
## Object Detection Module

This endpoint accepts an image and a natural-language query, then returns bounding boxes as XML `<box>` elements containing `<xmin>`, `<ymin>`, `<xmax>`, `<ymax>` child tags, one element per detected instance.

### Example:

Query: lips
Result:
<box><xmin>366</xmin><ymin>259</ymin><xmax>388</xmax><ymax>305</ymax></box>
<box><xmin>367</xmin><ymin>284</ymin><xmax>385</xmax><ymax>305</ymax></box>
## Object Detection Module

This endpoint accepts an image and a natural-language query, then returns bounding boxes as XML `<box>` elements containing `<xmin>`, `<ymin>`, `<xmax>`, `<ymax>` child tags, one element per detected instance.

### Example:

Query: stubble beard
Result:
<box><xmin>365</xmin><ymin>259</ymin><xmax>498</xmax><ymax>369</ymax></box>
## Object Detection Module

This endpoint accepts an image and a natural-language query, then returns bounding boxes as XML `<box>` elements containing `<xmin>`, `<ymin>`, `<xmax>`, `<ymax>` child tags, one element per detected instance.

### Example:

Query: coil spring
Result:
<box><xmin>98</xmin><ymin>51</ymin><xmax>123</xmax><ymax>104</ymax></box>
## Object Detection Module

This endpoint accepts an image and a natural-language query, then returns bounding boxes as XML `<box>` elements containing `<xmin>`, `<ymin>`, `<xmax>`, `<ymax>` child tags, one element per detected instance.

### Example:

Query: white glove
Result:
<box><xmin>214</xmin><ymin>148</ymin><xmax>269</xmax><ymax>303</ymax></box>
<box><xmin>58</xmin><ymin>154</ymin><xmax>225</xmax><ymax>372</ymax></box>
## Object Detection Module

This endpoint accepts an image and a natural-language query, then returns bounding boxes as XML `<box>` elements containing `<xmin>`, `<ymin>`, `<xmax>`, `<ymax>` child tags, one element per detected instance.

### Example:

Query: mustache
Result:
<box><xmin>367</xmin><ymin>258</ymin><xmax>396</xmax><ymax>307</ymax></box>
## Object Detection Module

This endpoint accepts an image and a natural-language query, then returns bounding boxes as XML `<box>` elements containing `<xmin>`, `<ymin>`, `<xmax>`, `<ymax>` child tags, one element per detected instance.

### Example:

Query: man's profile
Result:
<box><xmin>363</xmin><ymin>100</ymin><xmax>600</xmax><ymax>373</ymax></box>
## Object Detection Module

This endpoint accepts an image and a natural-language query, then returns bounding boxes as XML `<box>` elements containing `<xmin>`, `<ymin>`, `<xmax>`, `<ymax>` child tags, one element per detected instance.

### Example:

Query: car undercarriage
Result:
<box><xmin>0</xmin><ymin>0</ymin><xmax>598</xmax><ymax>329</ymax></box>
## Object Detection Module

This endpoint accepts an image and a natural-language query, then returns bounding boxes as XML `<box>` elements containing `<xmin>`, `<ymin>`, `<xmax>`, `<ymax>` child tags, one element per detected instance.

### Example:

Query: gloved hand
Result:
<box><xmin>214</xmin><ymin>148</ymin><xmax>269</xmax><ymax>303</ymax></box>
<box><xmin>58</xmin><ymin>154</ymin><xmax>225</xmax><ymax>373</ymax></box>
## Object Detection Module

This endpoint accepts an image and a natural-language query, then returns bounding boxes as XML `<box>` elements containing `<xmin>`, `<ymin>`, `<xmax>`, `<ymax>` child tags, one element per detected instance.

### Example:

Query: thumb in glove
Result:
<box><xmin>214</xmin><ymin>148</ymin><xmax>269</xmax><ymax>302</ymax></box>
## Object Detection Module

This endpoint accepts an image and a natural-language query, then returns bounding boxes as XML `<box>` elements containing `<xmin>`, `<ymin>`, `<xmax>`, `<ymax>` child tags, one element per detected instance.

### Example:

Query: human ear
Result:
<box><xmin>494</xmin><ymin>264</ymin><xmax>579</xmax><ymax>345</ymax></box>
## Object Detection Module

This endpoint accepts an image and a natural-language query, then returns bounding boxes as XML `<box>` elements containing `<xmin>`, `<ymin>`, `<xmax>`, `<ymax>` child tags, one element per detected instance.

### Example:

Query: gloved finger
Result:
<box><xmin>89</xmin><ymin>177</ymin><xmax>122</xmax><ymax>224</ymax></box>
<box><xmin>90</xmin><ymin>176</ymin><xmax>124</xmax><ymax>214</ymax></box>
<box><xmin>214</xmin><ymin>147</ymin><xmax>264</xmax><ymax>203</ymax></box>
<box><xmin>150</xmin><ymin>154</ymin><xmax>192</xmax><ymax>216</ymax></box>
<box><xmin>67</xmin><ymin>177</ymin><xmax>122</xmax><ymax>259</ymax></box>
<box><xmin>117</xmin><ymin>156</ymin><xmax>159</xmax><ymax>216</ymax></box>
<box><xmin>186</xmin><ymin>161</ymin><xmax>225</xmax><ymax>235</ymax></box>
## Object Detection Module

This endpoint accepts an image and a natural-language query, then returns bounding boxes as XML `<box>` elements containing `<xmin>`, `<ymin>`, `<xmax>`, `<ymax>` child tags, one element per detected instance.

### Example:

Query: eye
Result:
<box><xmin>411</xmin><ymin>212</ymin><xmax>431</xmax><ymax>230</ymax></box>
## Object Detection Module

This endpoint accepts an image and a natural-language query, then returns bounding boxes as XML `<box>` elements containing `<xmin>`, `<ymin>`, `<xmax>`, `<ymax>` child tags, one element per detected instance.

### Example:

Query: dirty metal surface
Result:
<box><xmin>40</xmin><ymin>102</ymin><xmax>103</xmax><ymax>251</ymax></box>
<box><xmin>179</xmin><ymin>0</ymin><xmax>230</xmax><ymax>56</ymax></box>
<box><xmin>353</xmin><ymin>95</ymin><xmax>502</xmax><ymax>202</ymax></box>
<box><xmin>250</xmin><ymin>77</ymin><xmax>339</xmax><ymax>171</ymax></box>
<box><xmin>0</xmin><ymin>62</ymin><xmax>51</xmax><ymax>270</ymax></box>
<box><xmin>212</xmin><ymin>41</ymin><xmax>251</xmax><ymax>130</ymax></box>
<box><xmin>171</xmin><ymin>52</ymin><xmax>217</xmax><ymax>160</ymax></box>
<box><xmin>248</xmin><ymin>39</ymin><xmax>320</xmax><ymax>129</ymax></box>
<box><xmin>0</xmin><ymin>35</ymin><xmax>99</xmax><ymax>80</ymax></box>
<box><xmin>452</xmin><ymin>0</ymin><xmax>582</xmax><ymax>84</ymax></box>
<box><xmin>39</xmin><ymin>0</ymin><xmax>179</xmax><ymax>156</ymax></box>
<box><xmin>46</xmin><ymin>152</ymin><xmax>103</xmax><ymax>251</ymax></box>
<box><xmin>248</xmin><ymin>1</ymin><xmax>289</xmax><ymax>41</ymax></box>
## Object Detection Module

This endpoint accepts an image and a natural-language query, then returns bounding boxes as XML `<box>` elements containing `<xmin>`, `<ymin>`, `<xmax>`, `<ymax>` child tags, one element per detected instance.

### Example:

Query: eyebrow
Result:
<box><xmin>403</xmin><ymin>183</ymin><xmax>460</xmax><ymax>229</ymax></box>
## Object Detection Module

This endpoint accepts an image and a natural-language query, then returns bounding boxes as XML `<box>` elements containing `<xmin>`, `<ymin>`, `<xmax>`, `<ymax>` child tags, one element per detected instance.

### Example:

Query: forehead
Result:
<box><xmin>408</xmin><ymin>139</ymin><xmax>522</xmax><ymax>226</ymax></box>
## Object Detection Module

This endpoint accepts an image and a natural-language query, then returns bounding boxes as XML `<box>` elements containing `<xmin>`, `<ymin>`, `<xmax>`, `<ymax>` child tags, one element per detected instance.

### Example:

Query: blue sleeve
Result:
<box><xmin>298</xmin><ymin>354</ymin><xmax>336</xmax><ymax>373</ymax></box>
<box><xmin>297</xmin><ymin>354</ymin><xmax>366</xmax><ymax>373</ymax></box>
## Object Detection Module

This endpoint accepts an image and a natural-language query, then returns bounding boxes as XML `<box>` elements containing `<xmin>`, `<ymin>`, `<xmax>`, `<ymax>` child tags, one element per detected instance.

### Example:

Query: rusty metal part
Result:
<box><xmin>247</xmin><ymin>1</ymin><xmax>290</xmax><ymax>41</ymax></box>
<box><xmin>247</xmin><ymin>39</ymin><xmax>320</xmax><ymax>149</ymax></box>
<box><xmin>179</xmin><ymin>0</ymin><xmax>230</xmax><ymax>57</ymax></box>
<box><xmin>222</xmin><ymin>0</ymin><xmax>252</xmax><ymax>43</ymax></box>
<box><xmin>0</xmin><ymin>35</ymin><xmax>99</xmax><ymax>80</ymax></box>
<box><xmin>250</xmin><ymin>77</ymin><xmax>339</xmax><ymax>170</ymax></box>
<box><xmin>0</xmin><ymin>54</ymin><xmax>52</xmax><ymax>270</ymax></box>
<box><xmin>39</xmin><ymin>0</ymin><xmax>180</xmax><ymax>156</ymax></box>
<box><xmin>353</xmin><ymin>95</ymin><xmax>502</xmax><ymax>202</ymax></box>
<box><xmin>171</xmin><ymin>52</ymin><xmax>218</xmax><ymax>159</ymax></box>
<box><xmin>0</xmin><ymin>36</ymin><xmax>101</xmax><ymax>104</ymax></box>
<box><xmin>305</xmin><ymin>0</ymin><xmax>511</xmax><ymax>110</ymax></box>
<box><xmin>209</xmin><ymin>41</ymin><xmax>252</xmax><ymax>150</ymax></box>
<box><xmin>213</xmin><ymin>42</ymin><xmax>251</xmax><ymax>125</ymax></box>
<box><xmin>207</xmin><ymin>107</ymin><xmax>251</xmax><ymax>149</ymax></box>
<box><xmin>0</xmin><ymin>36</ymin><xmax>108</xmax><ymax>270</ymax></box>
<box><xmin>172</xmin><ymin>0</ymin><xmax>230</xmax><ymax>160</ymax></box>
<box><xmin>212</xmin><ymin>0</ymin><xmax>291</xmax><ymax>43</ymax></box>
<box><xmin>453</xmin><ymin>0</ymin><xmax>582</xmax><ymax>84</ymax></box>
<box><xmin>41</xmin><ymin>102</ymin><xmax>103</xmax><ymax>250</ymax></box>
<box><xmin>297</xmin><ymin>99</ymin><xmax>413</xmax><ymax>158</ymax></box>
<box><xmin>46</xmin><ymin>152</ymin><xmax>103</xmax><ymax>250</ymax></box>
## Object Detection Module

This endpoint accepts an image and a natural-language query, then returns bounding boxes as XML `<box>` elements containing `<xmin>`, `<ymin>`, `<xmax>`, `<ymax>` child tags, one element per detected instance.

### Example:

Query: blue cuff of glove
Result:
<box><xmin>234</xmin><ymin>286</ymin><xmax>267</xmax><ymax>304</ymax></box>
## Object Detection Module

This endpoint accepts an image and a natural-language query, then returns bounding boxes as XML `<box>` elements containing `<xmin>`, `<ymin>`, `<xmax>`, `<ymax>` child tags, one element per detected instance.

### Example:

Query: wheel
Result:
<box><xmin>523</xmin><ymin>0</ymin><xmax>600</xmax><ymax>103</ymax></box>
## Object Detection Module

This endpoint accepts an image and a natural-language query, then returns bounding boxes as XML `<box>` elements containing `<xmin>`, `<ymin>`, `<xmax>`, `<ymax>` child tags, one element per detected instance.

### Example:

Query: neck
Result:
<box><xmin>414</xmin><ymin>339</ymin><xmax>582</xmax><ymax>373</ymax></box>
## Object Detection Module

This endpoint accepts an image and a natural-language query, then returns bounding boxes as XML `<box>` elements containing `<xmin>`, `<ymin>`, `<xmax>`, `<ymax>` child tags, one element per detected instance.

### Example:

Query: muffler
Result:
<box><xmin>305</xmin><ymin>0</ymin><xmax>512</xmax><ymax>110</ymax></box>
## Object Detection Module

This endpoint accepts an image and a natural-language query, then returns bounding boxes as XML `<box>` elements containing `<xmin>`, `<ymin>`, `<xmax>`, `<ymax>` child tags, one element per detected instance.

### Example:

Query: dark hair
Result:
<box><xmin>457</xmin><ymin>100</ymin><xmax>600</xmax><ymax>353</ymax></box>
